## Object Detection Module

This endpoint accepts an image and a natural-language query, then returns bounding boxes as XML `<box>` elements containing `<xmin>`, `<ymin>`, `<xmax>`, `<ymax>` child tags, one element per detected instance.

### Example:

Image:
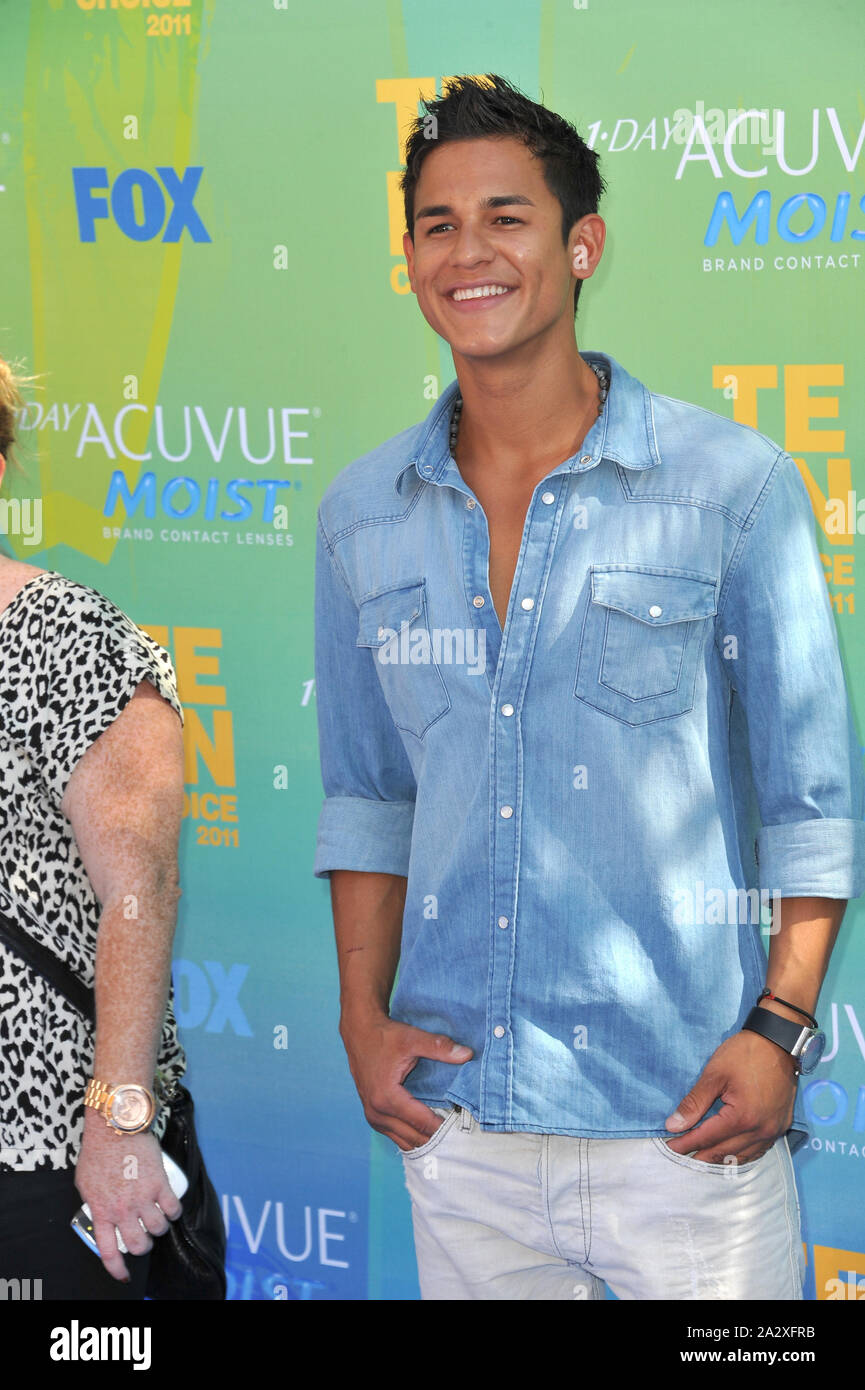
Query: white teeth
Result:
<box><xmin>452</xmin><ymin>285</ymin><xmax>512</xmax><ymax>301</ymax></box>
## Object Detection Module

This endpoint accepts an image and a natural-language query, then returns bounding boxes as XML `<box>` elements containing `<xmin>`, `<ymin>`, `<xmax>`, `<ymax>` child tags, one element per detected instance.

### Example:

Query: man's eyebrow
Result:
<box><xmin>415</xmin><ymin>194</ymin><xmax>535</xmax><ymax>221</ymax></box>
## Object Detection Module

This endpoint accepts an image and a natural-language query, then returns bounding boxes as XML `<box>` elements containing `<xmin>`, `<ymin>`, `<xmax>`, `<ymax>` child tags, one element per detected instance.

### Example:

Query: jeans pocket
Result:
<box><xmin>574</xmin><ymin>565</ymin><xmax>717</xmax><ymax>725</ymax></box>
<box><xmin>401</xmin><ymin>1106</ymin><xmax>460</xmax><ymax>1160</ymax></box>
<box><xmin>652</xmin><ymin>1135</ymin><xmax>771</xmax><ymax>1175</ymax></box>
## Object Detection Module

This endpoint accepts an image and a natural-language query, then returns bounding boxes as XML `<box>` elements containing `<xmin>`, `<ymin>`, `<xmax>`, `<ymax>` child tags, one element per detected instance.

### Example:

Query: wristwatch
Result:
<box><xmin>741</xmin><ymin>1007</ymin><xmax>826</xmax><ymax>1076</ymax></box>
<box><xmin>84</xmin><ymin>1079</ymin><xmax>157</xmax><ymax>1135</ymax></box>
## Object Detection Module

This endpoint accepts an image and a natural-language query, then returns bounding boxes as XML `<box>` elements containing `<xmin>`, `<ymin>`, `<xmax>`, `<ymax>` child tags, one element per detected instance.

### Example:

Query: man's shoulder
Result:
<box><xmin>318</xmin><ymin>414</ymin><xmax>427</xmax><ymax>539</ymax></box>
<box><xmin>642</xmin><ymin>385</ymin><xmax>787</xmax><ymax>524</ymax></box>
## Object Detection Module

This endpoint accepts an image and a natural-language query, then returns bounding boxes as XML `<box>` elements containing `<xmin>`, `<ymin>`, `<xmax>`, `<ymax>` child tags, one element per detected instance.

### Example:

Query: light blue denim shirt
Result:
<box><xmin>313</xmin><ymin>349</ymin><xmax>865</xmax><ymax>1148</ymax></box>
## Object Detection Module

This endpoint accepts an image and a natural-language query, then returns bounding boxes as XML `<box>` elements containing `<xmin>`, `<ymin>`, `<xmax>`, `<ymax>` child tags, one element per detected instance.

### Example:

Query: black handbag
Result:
<box><xmin>142</xmin><ymin>1077</ymin><xmax>226</xmax><ymax>1300</ymax></box>
<box><xmin>0</xmin><ymin>905</ymin><xmax>226</xmax><ymax>1300</ymax></box>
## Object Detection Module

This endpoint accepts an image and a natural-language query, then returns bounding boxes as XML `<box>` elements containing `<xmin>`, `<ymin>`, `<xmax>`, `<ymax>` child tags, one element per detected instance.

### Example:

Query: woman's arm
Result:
<box><xmin>62</xmin><ymin>678</ymin><xmax>185</xmax><ymax>1282</ymax></box>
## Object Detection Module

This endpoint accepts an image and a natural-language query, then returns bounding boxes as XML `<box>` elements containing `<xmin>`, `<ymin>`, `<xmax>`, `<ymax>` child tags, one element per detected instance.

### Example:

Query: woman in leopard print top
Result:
<box><xmin>0</xmin><ymin>357</ymin><xmax>187</xmax><ymax>1298</ymax></box>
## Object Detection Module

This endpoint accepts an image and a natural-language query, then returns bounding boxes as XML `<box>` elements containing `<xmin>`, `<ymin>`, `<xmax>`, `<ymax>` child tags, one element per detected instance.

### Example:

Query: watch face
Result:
<box><xmin>108</xmin><ymin>1085</ymin><xmax>154</xmax><ymax>1132</ymax></box>
<box><xmin>798</xmin><ymin>1030</ymin><xmax>826</xmax><ymax>1075</ymax></box>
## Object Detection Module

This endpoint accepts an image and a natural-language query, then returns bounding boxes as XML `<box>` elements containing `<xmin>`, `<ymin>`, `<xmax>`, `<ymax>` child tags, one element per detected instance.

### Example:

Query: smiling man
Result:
<box><xmin>312</xmin><ymin>74</ymin><xmax>865</xmax><ymax>1300</ymax></box>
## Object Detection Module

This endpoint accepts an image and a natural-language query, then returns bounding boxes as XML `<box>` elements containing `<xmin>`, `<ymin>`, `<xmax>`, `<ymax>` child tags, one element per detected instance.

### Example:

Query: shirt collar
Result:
<box><xmin>393</xmin><ymin>349</ymin><xmax>662</xmax><ymax>492</ymax></box>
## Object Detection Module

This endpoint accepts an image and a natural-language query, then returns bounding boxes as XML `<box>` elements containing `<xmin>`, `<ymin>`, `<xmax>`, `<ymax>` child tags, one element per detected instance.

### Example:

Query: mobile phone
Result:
<box><xmin>71</xmin><ymin>1150</ymin><xmax>189</xmax><ymax>1257</ymax></box>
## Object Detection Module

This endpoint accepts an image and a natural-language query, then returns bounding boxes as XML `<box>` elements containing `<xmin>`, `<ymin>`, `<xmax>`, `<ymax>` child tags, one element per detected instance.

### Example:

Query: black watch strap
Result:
<box><xmin>757</xmin><ymin>988</ymin><xmax>817</xmax><ymax>1029</ymax></box>
<box><xmin>742</xmin><ymin>1006</ymin><xmax>811</xmax><ymax>1072</ymax></box>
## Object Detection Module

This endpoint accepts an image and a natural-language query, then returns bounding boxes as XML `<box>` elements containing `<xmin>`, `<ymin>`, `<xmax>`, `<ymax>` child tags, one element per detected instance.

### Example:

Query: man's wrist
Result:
<box><xmin>338</xmin><ymin>1000</ymin><xmax>390</xmax><ymax>1034</ymax></box>
<box><xmin>757</xmin><ymin>996</ymin><xmax>813</xmax><ymax>1027</ymax></box>
<box><xmin>742</xmin><ymin>1024</ymin><xmax>801</xmax><ymax>1078</ymax></box>
<box><xmin>742</xmin><ymin>998</ymin><xmax>825</xmax><ymax>1077</ymax></box>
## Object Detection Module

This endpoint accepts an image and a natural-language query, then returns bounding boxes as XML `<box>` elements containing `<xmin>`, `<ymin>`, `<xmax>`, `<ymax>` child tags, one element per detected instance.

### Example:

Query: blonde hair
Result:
<box><xmin>0</xmin><ymin>356</ymin><xmax>33</xmax><ymax>479</ymax></box>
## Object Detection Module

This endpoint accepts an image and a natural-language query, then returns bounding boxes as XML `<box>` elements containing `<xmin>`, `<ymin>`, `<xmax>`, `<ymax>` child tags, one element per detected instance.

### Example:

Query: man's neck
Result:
<box><xmin>452</xmin><ymin>343</ymin><xmax>602</xmax><ymax>487</ymax></box>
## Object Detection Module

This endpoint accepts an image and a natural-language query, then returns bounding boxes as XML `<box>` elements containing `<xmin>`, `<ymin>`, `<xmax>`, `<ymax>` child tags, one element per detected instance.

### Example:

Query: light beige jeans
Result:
<box><xmin>401</xmin><ymin>1105</ymin><xmax>805</xmax><ymax>1300</ymax></box>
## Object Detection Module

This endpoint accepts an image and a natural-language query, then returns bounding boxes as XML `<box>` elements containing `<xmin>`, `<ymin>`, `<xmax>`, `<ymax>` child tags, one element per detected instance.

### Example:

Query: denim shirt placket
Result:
<box><xmin>416</xmin><ymin>398</ymin><xmax>610</xmax><ymax>1124</ymax></box>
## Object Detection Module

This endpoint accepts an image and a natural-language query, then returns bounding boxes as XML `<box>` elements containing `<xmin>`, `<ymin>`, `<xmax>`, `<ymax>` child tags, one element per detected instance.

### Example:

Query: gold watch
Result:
<box><xmin>84</xmin><ymin>1079</ymin><xmax>157</xmax><ymax>1136</ymax></box>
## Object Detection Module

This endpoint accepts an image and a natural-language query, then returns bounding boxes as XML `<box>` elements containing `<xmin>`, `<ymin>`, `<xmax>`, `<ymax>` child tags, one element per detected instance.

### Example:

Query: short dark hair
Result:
<box><xmin>400</xmin><ymin>74</ymin><xmax>606</xmax><ymax>318</ymax></box>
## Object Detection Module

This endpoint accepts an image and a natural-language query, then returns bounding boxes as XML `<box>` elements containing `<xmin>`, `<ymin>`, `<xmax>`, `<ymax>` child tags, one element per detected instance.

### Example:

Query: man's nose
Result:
<box><xmin>449</xmin><ymin>222</ymin><xmax>495</xmax><ymax>263</ymax></box>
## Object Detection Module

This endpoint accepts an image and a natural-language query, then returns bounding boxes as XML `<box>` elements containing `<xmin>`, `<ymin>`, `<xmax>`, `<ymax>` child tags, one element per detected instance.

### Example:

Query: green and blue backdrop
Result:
<box><xmin>1</xmin><ymin>0</ymin><xmax>863</xmax><ymax>1300</ymax></box>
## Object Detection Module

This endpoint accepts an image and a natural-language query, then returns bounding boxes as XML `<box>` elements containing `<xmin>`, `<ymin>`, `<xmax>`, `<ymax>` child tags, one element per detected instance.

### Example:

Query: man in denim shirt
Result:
<box><xmin>313</xmin><ymin>75</ymin><xmax>865</xmax><ymax>1299</ymax></box>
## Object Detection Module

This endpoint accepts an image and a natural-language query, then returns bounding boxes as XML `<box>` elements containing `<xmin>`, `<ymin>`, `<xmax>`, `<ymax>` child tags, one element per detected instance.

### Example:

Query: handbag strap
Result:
<box><xmin>0</xmin><ymin>906</ymin><xmax>96</xmax><ymax>1024</ymax></box>
<box><xmin>0</xmin><ymin>904</ymin><xmax>183</xmax><ymax>1114</ymax></box>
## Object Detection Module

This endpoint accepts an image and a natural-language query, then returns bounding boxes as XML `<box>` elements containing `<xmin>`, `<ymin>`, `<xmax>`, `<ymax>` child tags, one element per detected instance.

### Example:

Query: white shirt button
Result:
<box><xmin>493</xmin><ymin>1025</ymin><xmax>506</xmax><ymax>1038</ymax></box>
<box><xmin>501</xmin><ymin>703</ymin><xmax>514</xmax><ymax>717</ymax></box>
<box><xmin>378</xmin><ymin>626</ymin><xmax>385</xmax><ymax>637</ymax></box>
<box><xmin>520</xmin><ymin>597</ymin><xmax>534</xmax><ymax>611</ymax></box>
<box><xmin>465</xmin><ymin>497</ymin><xmax>476</xmax><ymax>509</ymax></box>
<box><xmin>649</xmin><ymin>604</ymin><xmax>662</xmax><ymax>617</ymax></box>
<box><xmin>498</xmin><ymin>916</ymin><xmax>509</xmax><ymax>929</ymax></box>
<box><xmin>473</xmin><ymin>595</ymin><xmax>485</xmax><ymax>608</ymax></box>
<box><xmin>580</xmin><ymin>454</ymin><xmax>591</xmax><ymax>464</ymax></box>
<box><xmin>541</xmin><ymin>491</ymin><xmax>555</xmax><ymax>504</ymax></box>
<box><xmin>500</xmin><ymin>805</ymin><xmax>514</xmax><ymax>818</ymax></box>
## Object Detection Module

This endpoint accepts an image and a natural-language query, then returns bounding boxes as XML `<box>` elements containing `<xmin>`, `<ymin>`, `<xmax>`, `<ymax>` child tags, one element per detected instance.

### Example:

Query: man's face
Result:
<box><xmin>403</xmin><ymin>136</ymin><xmax>603</xmax><ymax>364</ymax></box>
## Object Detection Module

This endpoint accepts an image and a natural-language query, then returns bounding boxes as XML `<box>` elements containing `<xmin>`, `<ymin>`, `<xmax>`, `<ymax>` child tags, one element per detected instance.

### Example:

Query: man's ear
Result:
<box><xmin>0</xmin><ymin>453</ymin><xmax>6</xmax><ymax>490</ymax></box>
<box><xmin>402</xmin><ymin>230</ymin><xmax>417</xmax><ymax>292</ymax></box>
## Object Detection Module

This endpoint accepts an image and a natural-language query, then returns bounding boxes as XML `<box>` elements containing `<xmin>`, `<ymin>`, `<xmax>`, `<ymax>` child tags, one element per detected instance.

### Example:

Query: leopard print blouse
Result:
<box><xmin>0</xmin><ymin>571</ymin><xmax>187</xmax><ymax>1171</ymax></box>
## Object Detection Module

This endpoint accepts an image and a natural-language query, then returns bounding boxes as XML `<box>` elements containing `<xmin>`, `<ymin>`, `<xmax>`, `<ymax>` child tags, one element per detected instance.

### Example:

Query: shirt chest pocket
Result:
<box><xmin>356</xmin><ymin>579</ymin><xmax>451</xmax><ymax>740</ymax></box>
<box><xmin>574</xmin><ymin>565</ymin><xmax>718</xmax><ymax>726</ymax></box>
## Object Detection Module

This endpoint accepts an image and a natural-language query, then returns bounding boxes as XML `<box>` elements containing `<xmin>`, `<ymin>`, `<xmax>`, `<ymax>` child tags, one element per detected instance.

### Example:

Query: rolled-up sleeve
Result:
<box><xmin>312</xmin><ymin>512</ymin><xmax>417</xmax><ymax>879</ymax></box>
<box><xmin>716</xmin><ymin>450</ymin><xmax>865</xmax><ymax>898</ymax></box>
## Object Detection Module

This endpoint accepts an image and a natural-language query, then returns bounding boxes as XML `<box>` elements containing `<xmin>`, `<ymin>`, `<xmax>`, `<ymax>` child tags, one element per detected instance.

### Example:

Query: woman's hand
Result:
<box><xmin>74</xmin><ymin>1117</ymin><xmax>183</xmax><ymax>1282</ymax></box>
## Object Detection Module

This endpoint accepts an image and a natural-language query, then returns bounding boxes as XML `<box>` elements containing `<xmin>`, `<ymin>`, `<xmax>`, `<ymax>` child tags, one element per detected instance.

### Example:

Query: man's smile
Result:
<box><xmin>444</xmin><ymin>283</ymin><xmax>518</xmax><ymax>310</ymax></box>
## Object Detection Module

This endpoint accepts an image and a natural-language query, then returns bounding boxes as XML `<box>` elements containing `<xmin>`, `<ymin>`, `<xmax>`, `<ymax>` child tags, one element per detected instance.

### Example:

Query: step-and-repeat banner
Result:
<box><xmin>1</xmin><ymin>1</ymin><xmax>863</xmax><ymax>1300</ymax></box>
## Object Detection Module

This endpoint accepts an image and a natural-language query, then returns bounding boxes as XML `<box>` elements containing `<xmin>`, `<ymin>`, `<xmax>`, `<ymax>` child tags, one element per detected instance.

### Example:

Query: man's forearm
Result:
<box><xmin>330</xmin><ymin>869</ymin><xmax>407</xmax><ymax>1024</ymax></box>
<box><xmin>762</xmin><ymin>895</ymin><xmax>847</xmax><ymax>1024</ymax></box>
